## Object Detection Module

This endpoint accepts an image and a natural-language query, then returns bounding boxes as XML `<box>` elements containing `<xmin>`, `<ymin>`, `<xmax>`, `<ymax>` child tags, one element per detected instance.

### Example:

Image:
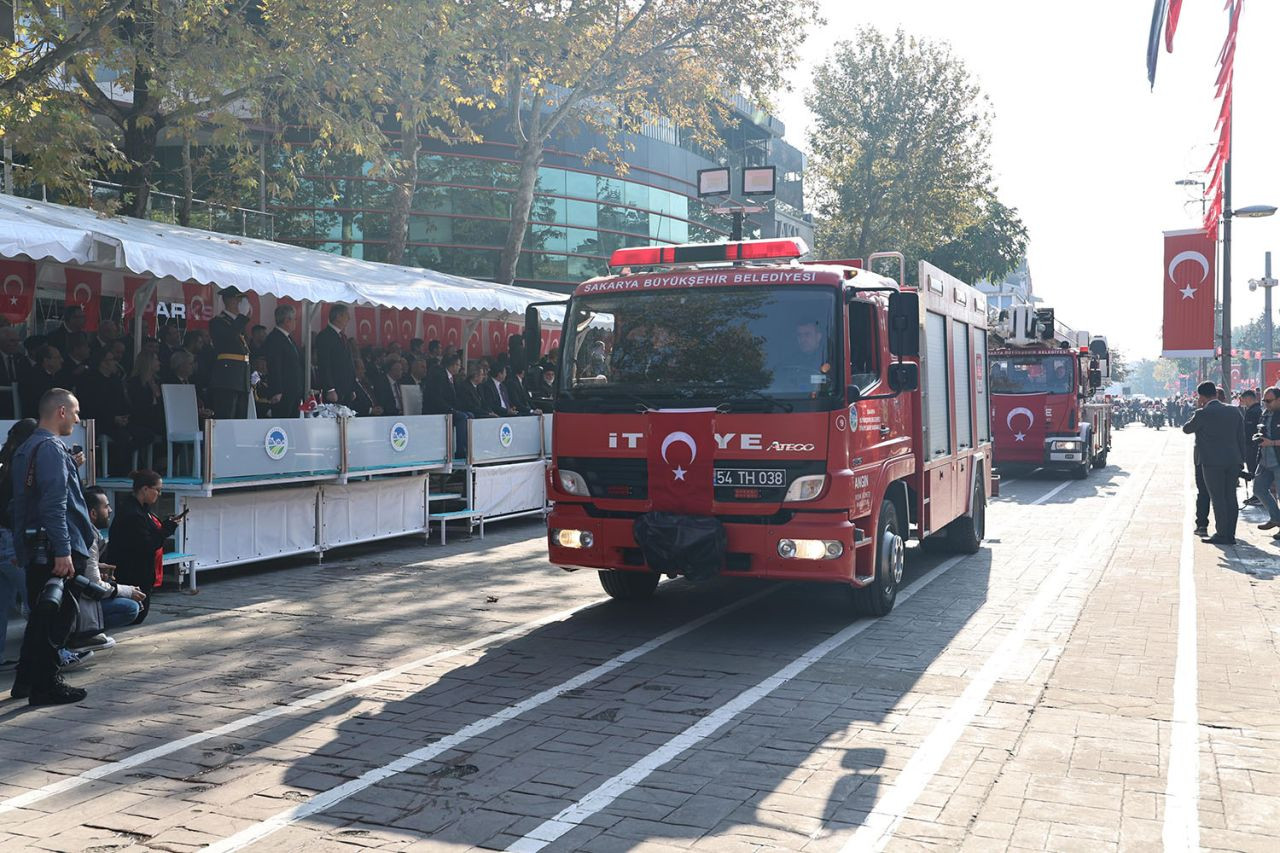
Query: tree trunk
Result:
<box><xmin>496</xmin><ymin>139</ymin><xmax>543</xmax><ymax>285</ymax></box>
<box><xmin>386</xmin><ymin>117</ymin><xmax>420</xmax><ymax>266</ymax></box>
<box><xmin>178</xmin><ymin>137</ymin><xmax>193</xmax><ymax>227</ymax></box>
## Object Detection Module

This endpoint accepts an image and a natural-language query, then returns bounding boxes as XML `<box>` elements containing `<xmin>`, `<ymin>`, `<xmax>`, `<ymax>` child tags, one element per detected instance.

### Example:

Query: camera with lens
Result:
<box><xmin>35</xmin><ymin>574</ymin><xmax>113</xmax><ymax>618</ymax></box>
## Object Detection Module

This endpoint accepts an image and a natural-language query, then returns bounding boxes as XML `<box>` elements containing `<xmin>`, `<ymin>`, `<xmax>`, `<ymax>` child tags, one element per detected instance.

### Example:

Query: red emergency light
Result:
<box><xmin>608</xmin><ymin>238</ymin><xmax>809</xmax><ymax>269</ymax></box>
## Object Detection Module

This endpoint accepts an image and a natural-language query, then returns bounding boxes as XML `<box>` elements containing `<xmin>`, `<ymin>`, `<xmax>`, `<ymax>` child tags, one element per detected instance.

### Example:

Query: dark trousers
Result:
<box><xmin>1201</xmin><ymin>464</ymin><xmax>1239</xmax><ymax>539</ymax></box>
<box><xmin>210</xmin><ymin>388</ymin><xmax>248</xmax><ymax>419</ymax></box>
<box><xmin>453</xmin><ymin>411</ymin><xmax>473</xmax><ymax>458</ymax></box>
<box><xmin>272</xmin><ymin>394</ymin><xmax>301</xmax><ymax>420</ymax></box>
<box><xmin>16</xmin><ymin>553</ymin><xmax>87</xmax><ymax>690</ymax></box>
<box><xmin>1194</xmin><ymin>464</ymin><xmax>1210</xmax><ymax>529</ymax></box>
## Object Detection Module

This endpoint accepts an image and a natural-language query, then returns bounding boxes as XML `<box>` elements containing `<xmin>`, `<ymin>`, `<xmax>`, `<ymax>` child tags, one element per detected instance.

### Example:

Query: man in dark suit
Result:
<box><xmin>505</xmin><ymin>364</ymin><xmax>540</xmax><ymax>415</ymax></box>
<box><xmin>423</xmin><ymin>353</ymin><xmax>460</xmax><ymax>416</ymax></box>
<box><xmin>315</xmin><ymin>304</ymin><xmax>356</xmax><ymax>406</ymax></box>
<box><xmin>45</xmin><ymin>305</ymin><xmax>85</xmax><ymax>357</ymax></box>
<box><xmin>19</xmin><ymin>345</ymin><xmax>61</xmax><ymax>419</ymax></box>
<box><xmin>207</xmin><ymin>287</ymin><xmax>251</xmax><ymax>419</ymax></box>
<box><xmin>483</xmin><ymin>363</ymin><xmax>519</xmax><ymax>417</ymax></box>
<box><xmin>1183</xmin><ymin>380</ymin><xmax>1247</xmax><ymax>544</ymax></box>
<box><xmin>373</xmin><ymin>358</ymin><xmax>406</xmax><ymax>417</ymax></box>
<box><xmin>456</xmin><ymin>362</ymin><xmax>496</xmax><ymax>419</ymax></box>
<box><xmin>264</xmin><ymin>304</ymin><xmax>305</xmax><ymax>418</ymax></box>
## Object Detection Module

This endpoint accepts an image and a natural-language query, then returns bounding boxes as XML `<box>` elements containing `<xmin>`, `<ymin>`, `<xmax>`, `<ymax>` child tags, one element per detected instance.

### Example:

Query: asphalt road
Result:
<box><xmin>1</xmin><ymin>424</ymin><xmax>1277</xmax><ymax>853</ymax></box>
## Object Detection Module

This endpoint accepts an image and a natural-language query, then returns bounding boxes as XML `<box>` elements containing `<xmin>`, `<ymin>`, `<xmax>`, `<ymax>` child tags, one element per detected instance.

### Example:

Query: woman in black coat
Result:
<box><xmin>105</xmin><ymin>470</ymin><xmax>182</xmax><ymax>625</ymax></box>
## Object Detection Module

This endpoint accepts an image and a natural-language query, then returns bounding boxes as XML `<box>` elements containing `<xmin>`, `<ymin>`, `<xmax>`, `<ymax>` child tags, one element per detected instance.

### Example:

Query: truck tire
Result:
<box><xmin>1071</xmin><ymin>458</ymin><xmax>1090</xmax><ymax>479</ymax></box>
<box><xmin>1092</xmin><ymin>450</ymin><xmax>1108</xmax><ymax>469</ymax></box>
<box><xmin>947</xmin><ymin>479</ymin><xmax>985</xmax><ymax>554</ymax></box>
<box><xmin>852</xmin><ymin>500</ymin><xmax>903</xmax><ymax>618</ymax></box>
<box><xmin>598</xmin><ymin>570</ymin><xmax>659</xmax><ymax>601</ymax></box>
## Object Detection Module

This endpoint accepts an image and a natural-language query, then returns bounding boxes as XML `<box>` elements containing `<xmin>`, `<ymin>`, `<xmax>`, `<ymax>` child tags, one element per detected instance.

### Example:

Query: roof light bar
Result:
<box><xmin>608</xmin><ymin>238</ymin><xmax>810</xmax><ymax>269</ymax></box>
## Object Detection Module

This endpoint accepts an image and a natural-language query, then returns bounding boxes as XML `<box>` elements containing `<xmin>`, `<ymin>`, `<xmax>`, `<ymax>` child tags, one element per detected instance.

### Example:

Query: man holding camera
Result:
<box><xmin>10</xmin><ymin>388</ymin><xmax>96</xmax><ymax>705</ymax></box>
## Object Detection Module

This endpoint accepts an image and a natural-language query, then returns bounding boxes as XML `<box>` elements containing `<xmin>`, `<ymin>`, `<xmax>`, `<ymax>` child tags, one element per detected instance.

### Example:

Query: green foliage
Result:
<box><xmin>806</xmin><ymin>28</ymin><xmax>1025</xmax><ymax>284</ymax></box>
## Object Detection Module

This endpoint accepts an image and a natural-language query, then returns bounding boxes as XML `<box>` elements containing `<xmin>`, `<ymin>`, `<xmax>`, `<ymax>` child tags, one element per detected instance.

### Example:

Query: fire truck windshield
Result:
<box><xmin>557</xmin><ymin>286</ymin><xmax>840</xmax><ymax>412</ymax></box>
<box><xmin>989</xmin><ymin>354</ymin><xmax>1075</xmax><ymax>395</ymax></box>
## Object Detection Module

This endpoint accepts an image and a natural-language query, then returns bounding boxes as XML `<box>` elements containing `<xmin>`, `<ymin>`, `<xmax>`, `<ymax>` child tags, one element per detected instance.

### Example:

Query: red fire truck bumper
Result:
<box><xmin>546</xmin><ymin>504</ymin><xmax>865</xmax><ymax>584</ymax></box>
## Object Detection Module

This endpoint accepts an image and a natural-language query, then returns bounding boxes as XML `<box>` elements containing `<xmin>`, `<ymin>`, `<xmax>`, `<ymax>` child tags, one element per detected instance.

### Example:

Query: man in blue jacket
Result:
<box><xmin>10</xmin><ymin>387</ymin><xmax>96</xmax><ymax>705</ymax></box>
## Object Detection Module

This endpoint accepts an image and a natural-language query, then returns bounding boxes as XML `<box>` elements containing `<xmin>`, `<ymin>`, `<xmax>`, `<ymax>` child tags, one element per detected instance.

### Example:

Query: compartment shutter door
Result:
<box><xmin>972</xmin><ymin>325</ymin><xmax>990</xmax><ymax>442</ymax></box>
<box><xmin>953</xmin><ymin>321</ymin><xmax>972</xmax><ymax>449</ymax></box>
<box><xmin>925</xmin><ymin>311</ymin><xmax>950</xmax><ymax>458</ymax></box>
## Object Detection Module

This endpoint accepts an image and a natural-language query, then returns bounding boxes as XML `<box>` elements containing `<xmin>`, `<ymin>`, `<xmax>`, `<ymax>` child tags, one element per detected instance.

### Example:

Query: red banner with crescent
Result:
<box><xmin>64</xmin><ymin>268</ymin><xmax>101</xmax><ymax>332</ymax></box>
<box><xmin>646</xmin><ymin>409</ymin><xmax>716</xmax><ymax>514</ymax></box>
<box><xmin>354</xmin><ymin>306</ymin><xmax>376</xmax><ymax>346</ymax></box>
<box><xmin>992</xmin><ymin>393</ymin><xmax>1049</xmax><ymax>465</ymax></box>
<box><xmin>1163</xmin><ymin>229</ymin><xmax>1216</xmax><ymax>358</ymax></box>
<box><xmin>0</xmin><ymin>259</ymin><xmax>35</xmax><ymax>324</ymax></box>
<box><xmin>379</xmin><ymin>308</ymin><xmax>398</xmax><ymax>346</ymax></box>
<box><xmin>466</xmin><ymin>321</ymin><xmax>483</xmax><ymax>359</ymax></box>
<box><xmin>183</xmin><ymin>282</ymin><xmax>216</xmax><ymax>331</ymax></box>
<box><xmin>442</xmin><ymin>315</ymin><xmax>463</xmax><ymax>353</ymax></box>
<box><xmin>1262</xmin><ymin>358</ymin><xmax>1280</xmax><ymax>391</ymax></box>
<box><xmin>399</xmin><ymin>309</ymin><xmax>417</xmax><ymax>345</ymax></box>
<box><xmin>421</xmin><ymin>312</ymin><xmax>443</xmax><ymax>348</ymax></box>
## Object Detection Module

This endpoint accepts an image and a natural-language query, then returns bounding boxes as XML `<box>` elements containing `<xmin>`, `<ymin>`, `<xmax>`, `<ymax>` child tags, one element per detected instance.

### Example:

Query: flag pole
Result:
<box><xmin>1222</xmin><ymin>97</ymin><xmax>1233</xmax><ymax>395</ymax></box>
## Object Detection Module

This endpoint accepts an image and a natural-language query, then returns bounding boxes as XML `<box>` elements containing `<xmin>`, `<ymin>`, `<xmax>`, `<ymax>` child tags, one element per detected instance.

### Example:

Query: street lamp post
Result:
<box><xmin>1249</xmin><ymin>251</ymin><xmax>1277</xmax><ymax>361</ymax></box>
<box><xmin>1225</xmin><ymin>203</ymin><xmax>1279</xmax><ymax>394</ymax></box>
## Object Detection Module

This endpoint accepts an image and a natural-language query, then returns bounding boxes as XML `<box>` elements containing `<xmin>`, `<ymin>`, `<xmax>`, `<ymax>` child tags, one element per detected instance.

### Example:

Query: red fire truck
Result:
<box><xmin>988</xmin><ymin>306</ymin><xmax>1111</xmax><ymax>478</ymax></box>
<box><xmin>529</xmin><ymin>238</ymin><xmax>991</xmax><ymax>616</ymax></box>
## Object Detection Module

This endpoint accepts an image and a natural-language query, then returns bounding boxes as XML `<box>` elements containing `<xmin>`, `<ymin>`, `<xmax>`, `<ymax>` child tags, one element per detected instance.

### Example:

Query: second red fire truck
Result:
<box><xmin>988</xmin><ymin>306</ymin><xmax>1112</xmax><ymax>478</ymax></box>
<box><xmin>529</xmin><ymin>238</ymin><xmax>991</xmax><ymax>616</ymax></box>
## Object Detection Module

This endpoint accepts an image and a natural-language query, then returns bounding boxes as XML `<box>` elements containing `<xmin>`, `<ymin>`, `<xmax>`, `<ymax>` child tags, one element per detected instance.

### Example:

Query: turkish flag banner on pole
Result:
<box><xmin>0</xmin><ymin>260</ymin><xmax>35</xmax><ymax>324</ymax></box>
<box><xmin>64</xmin><ymin>268</ymin><xmax>101</xmax><ymax>332</ymax></box>
<box><xmin>1262</xmin><ymin>358</ymin><xmax>1280</xmax><ymax>391</ymax></box>
<box><xmin>1162</xmin><ymin>229</ymin><xmax>1216</xmax><ymax>358</ymax></box>
<box><xmin>183</xmin><ymin>282</ymin><xmax>216</xmax><ymax>331</ymax></box>
<box><xmin>354</xmin><ymin>306</ymin><xmax>376</xmax><ymax>346</ymax></box>
<box><xmin>646</xmin><ymin>409</ymin><xmax>716</xmax><ymax>515</ymax></box>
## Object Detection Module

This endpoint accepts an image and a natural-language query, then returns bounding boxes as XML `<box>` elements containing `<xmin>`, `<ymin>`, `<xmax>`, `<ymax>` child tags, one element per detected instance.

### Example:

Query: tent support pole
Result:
<box><xmin>303</xmin><ymin>300</ymin><xmax>317</xmax><ymax>395</ymax></box>
<box><xmin>133</xmin><ymin>278</ymin><xmax>159</xmax><ymax>355</ymax></box>
<box><xmin>461</xmin><ymin>317</ymin><xmax>482</xmax><ymax>370</ymax></box>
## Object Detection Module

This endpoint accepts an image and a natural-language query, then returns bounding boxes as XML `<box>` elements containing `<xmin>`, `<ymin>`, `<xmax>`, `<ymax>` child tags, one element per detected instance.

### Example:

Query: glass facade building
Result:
<box><xmin>269</xmin><ymin>106</ymin><xmax>813</xmax><ymax>292</ymax></box>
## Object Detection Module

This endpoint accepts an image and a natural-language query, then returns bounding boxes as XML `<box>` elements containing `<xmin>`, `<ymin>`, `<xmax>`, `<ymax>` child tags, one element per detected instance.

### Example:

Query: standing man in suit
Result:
<box><xmin>208</xmin><ymin>287</ymin><xmax>251</xmax><ymax>419</ymax></box>
<box><xmin>264</xmin><ymin>304</ymin><xmax>305</xmax><ymax>418</ymax></box>
<box><xmin>1183</xmin><ymin>380</ymin><xmax>1247</xmax><ymax>544</ymax></box>
<box><xmin>315</xmin><ymin>304</ymin><xmax>356</xmax><ymax>406</ymax></box>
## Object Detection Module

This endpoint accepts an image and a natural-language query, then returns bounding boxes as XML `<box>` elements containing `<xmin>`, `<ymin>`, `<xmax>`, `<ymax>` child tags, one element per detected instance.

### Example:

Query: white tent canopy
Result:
<box><xmin>0</xmin><ymin>194</ymin><xmax>564</xmax><ymax>318</ymax></box>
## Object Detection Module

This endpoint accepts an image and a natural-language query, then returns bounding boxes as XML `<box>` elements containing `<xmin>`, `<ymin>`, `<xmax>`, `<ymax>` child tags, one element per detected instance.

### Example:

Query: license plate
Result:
<box><xmin>714</xmin><ymin>468</ymin><xmax>785</xmax><ymax>487</ymax></box>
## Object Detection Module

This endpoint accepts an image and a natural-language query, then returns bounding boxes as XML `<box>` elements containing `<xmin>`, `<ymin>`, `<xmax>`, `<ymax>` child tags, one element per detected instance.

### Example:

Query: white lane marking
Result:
<box><xmin>199</xmin><ymin>585</ymin><xmax>779</xmax><ymax>853</ymax></box>
<box><xmin>1029</xmin><ymin>479</ymin><xmax>1072</xmax><ymax>506</ymax></box>
<box><xmin>506</xmin><ymin>554</ymin><xmax>970</xmax><ymax>853</ymax></box>
<box><xmin>1163</xmin><ymin>446</ymin><xmax>1200</xmax><ymax>852</ymax></box>
<box><xmin>836</xmin><ymin>447</ymin><xmax>1159</xmax><ymax>851</ymax></box>
<box><xmin>0</xmin><ymin>593</ymin><xmax>617</xmax><ymax>815</ymax></box>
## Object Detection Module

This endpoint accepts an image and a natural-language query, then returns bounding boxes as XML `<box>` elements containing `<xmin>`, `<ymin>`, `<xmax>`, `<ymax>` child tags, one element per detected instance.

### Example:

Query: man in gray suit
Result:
<box><xmin>1183</xmin><ymin>380</ymin><xmax>1247</xmax><ymax>544</ymax></box>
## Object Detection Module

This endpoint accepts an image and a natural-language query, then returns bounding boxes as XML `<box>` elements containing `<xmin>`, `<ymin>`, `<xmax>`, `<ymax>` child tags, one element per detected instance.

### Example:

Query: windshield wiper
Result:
<box><xmin>715</xmin><ymin>387</ymin><xmax>794</xmax><ymax>413</ymax></box>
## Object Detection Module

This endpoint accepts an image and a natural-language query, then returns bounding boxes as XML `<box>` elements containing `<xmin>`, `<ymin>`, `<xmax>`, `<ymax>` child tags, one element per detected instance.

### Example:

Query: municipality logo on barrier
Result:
<box><xmin>499</xmin><ymin>422</ymin><xmax>513</xmax><ymax>448</ymax></box>
<box><xmin>264</xmin><ymin>426</ymin><xmax>289</xmax><ymax>460</ymax></box>
<box><xmin>390</xmin><ymin>421</ymin><xmax>409</xmax><ymax>453</ymax></box>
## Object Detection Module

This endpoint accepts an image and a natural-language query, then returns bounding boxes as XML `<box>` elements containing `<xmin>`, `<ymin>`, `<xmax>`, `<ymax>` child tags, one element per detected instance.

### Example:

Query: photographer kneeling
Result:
<box><xmin>10</xmin><ymin>388</ymin><xmax>99</xmax><ymax>706</ymax></box>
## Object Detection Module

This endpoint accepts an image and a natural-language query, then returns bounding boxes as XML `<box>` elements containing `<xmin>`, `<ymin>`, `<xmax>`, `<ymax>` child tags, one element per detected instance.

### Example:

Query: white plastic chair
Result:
<box><xmin>161</xmin><ymin>384</ymin><xmax>203</xmax><ymax>480</ymax></box>
<box><xmin>402</xmin><ymin>384</ymin><xmax>423</xmax><ymax>416</ymax></box>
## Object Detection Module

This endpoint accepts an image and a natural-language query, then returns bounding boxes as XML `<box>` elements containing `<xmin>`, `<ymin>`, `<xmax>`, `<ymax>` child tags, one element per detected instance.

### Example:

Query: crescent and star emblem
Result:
<box><xmin>1005</xmin><ymin>407</ymin><xmax>1034</xmax><ymax>442</ymax></box>
<box><xmin>73</xmin><ymin>282</ymin><xmax>93</xmax><ymax>306</ymax></box>
<box><xmin>660</xmin><ymin>431</ymin><xmax>697</xmax><ymax>481</ymax></box>
<box><xmin>1168</xmin><ymin>250</ymin><xmax>1210</xmax><ymax>301</ymax></box>
<box><xmin>3</xmin><ymin>274</ymin><xmax>24</xmax><ymax>307</ymax></box>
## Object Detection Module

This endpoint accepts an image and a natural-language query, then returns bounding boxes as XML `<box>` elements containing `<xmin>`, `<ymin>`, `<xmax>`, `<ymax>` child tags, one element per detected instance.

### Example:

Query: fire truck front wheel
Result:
<box><xmin>852</xmin><ymin>500</ymin><xmax>903</xmax><ymax>618</ymax></box>
<box><xmin>598</xmin><ymin>570</ymin><xmax>660</xmax><ymax>601</ymax></box>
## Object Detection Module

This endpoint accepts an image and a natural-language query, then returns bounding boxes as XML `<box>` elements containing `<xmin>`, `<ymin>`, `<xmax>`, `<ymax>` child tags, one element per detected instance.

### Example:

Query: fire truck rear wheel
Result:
<box><xmin>852</xmin><ymin>500</ymin><xmax>903</xmax><ymax>618</ymax></box>
<box><xmin>947</xmin><ymin>480</ymin><xmax>985</xmax><ymax>554</ymax></box>
<box><xmin>598</xmin><ymin>570</ymin><xmax>660</xmax><ymax>601</ymax></box>
<box><xmin>1092</xmin><ymin>450</ymin><xmax>1108</xmax><ymax>469</ymax></box>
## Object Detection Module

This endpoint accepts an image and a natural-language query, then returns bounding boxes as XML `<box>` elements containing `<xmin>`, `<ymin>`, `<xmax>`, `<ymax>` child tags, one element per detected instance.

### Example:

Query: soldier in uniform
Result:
<box><xmin>208</xmin><ymin>286</ymin><xmax>251</xmax><ymax>419</ymax></box>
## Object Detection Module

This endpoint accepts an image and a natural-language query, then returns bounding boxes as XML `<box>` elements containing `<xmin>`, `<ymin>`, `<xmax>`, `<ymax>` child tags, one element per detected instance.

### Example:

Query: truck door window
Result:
<box><xmin>848</xmin><ymin>300</ymin><xmax>880</xmax><ymax>391</ymax></box>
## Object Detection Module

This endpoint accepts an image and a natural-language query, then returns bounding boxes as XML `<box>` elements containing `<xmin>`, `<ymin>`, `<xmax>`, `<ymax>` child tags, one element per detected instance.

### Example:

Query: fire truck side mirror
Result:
<box><xmin>523</xmin><ymin>306</ymin><xmax>543</xmax><ymax>360</ymax></box>
<box><xmin>887</xmin><ymin>292</ymin><xmax>920</xmax><ymax>357</ymax></box>
<box><xmin>888</xmin><ymin>362</ymin><xmax>920</xmax><ymax>393</ymax></box>
<box><xmin>1089</xmin><ymin>366</ymin><xmax>1103</xmax><ymax>389</ymax></box>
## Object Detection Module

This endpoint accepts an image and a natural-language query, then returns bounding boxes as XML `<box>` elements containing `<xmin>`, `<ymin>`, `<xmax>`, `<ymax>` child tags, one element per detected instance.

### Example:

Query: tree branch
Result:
<box><xmin>0</xmin><ymin>0</ymin><xmax>134</xmax><ymax>98</ymax></box>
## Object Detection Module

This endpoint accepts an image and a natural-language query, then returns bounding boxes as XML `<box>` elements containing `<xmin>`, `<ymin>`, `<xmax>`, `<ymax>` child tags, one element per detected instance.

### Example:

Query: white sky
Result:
<box><xmin>773</xmin><ymin>0</ymin><xmax>1280</xmax><ymax>361</ymax></box>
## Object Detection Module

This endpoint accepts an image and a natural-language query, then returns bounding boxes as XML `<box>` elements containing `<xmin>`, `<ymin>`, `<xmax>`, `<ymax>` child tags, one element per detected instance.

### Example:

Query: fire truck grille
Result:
<box><xmin>559</xmin><ymin>457</ymin><xmax>648</xmax><ymax>499</ymax></box>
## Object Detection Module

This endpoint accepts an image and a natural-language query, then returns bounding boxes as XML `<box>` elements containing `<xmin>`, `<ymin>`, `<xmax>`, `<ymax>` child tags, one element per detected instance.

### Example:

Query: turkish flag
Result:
<box><xmin>183</xmin><ymin>282</ymin><xmax>216</xmax><ymax>330</ymax></box>
<box><xmin>442</xmin><ymin>315</ymin><xmax>462</xmax><ymax>352</ymax></box>
<box><xmin>380</xmin><ymin>308</ymin><xmax>398</xmax><ymax>346</ymax></box>
<box><xmin>64</xmin><ymin>268</ymin><xmax>101</xmax><ymax>331</ymax></box>
<box><xmin>354</xmin><ymin>306</ymin><xmax>376</xmax><ymax>346</ymax></box>
<box><xmin>993</xmin><ymin>393</ymin><xmax>1048</xmax><ymax>464</ymax></box>
<box><xmin>1263</xmin><ymin>359</ymin><xmax>1280</xmax><ymax>391</ymax></box>
<box><xmin>422</xmin><ymin>312</ymin><xmax>443</xmax><ymax>348</ymax></box>
<box><xmin>646</xmin><ymin>409</ymin><xmax>716</xmax><ymax>515</ymax></box>
<box><xmin>1163</xmin><ymin>229</ymin><xmax>1216</xmax><ymax>358</ymax></box>
<box><xmin>0</xmin><ymin>259</ymin><xmax>35</xmax><ymax>323</ymax></box>
<box><xmin>466</xmin><ymin>321</ymin><xmax>483</xmax><ymax>359</ymax></box>
<box><xmin>399</xmin><ymin>309</ymin><xmax>417</xmax><ymax>345</ymax></box>
<box><xmin>123</xmin><ymin>276</ymin><xmax>157</xmax><ymax>333</ymax></box>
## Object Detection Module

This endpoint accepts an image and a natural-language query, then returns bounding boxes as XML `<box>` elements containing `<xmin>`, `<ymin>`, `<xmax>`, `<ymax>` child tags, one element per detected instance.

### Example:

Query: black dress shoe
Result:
<box><xmin>1193</xmin><ymin>527</ymin><xmax>1209</xmax><ymax>537</ymax></box>
<box><xmin>9</xmin><ymin>680</ymin><xmax>30</xmax><ymax>700</ymax></box>
<box><xmin>1201</xmin><ymin>535</ymin><xmax>1236</xmax><ymax>545</ymax></box>
<box><xmin>27</xmin><ymin>677</ymin><xmax>85</xmax><ymax>706</ymax></box>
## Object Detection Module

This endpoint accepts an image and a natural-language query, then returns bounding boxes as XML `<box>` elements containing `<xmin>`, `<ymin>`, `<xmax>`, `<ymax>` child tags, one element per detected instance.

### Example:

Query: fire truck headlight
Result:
<box><xmin>783</xmin><ymin>475</ymin><xmax>827</xmax><ymax>503</ymax></box>
<box><xmin>557</xmin><ymin>469</ymin><xmax>590</xmax><ymax>496</ymax></box>
<box><xmin>777</xmin><ymin>538</ymin><xmax>844</xmax><ymax>560</ymax></box>
<box><xmin>1050</xmin><ymin>440</ymin><xmax>1082</xmax><ymax>451</ymax></box>
<box><xmin>553</xmin><ymin>529</ymin><xmax>593</xmax><ymax>549</ymax></box>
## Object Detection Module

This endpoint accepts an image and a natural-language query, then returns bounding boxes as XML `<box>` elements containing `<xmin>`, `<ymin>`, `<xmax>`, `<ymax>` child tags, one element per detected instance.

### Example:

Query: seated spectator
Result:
<box><xmin>166</xmin><ymin>351</ymin><xmax>214</xmax><ymax>420</ymax></box>
<box><xmin>68</xmin><ymin>487</ymin><xmax>146</xmax><ymax>653</ymax></box>
<box><xmin>140</xmin><ymin>336</ymin><xmax>161</xmax><ymax>360</ymax></box>
<box><xmin>21</xmin><ymin>334</ymin><xmax>47</xmax><ymax>372</ymax></box>
<box><xmin>483</xmin><ymin>363</ymin><xmax>519</xmax><ymax>416</ymax></box>
<box><xmin>424</xmin><ymin>353</ymin><xmax>469</xmax><ymax>453</ymax></box>
<box><xmin>45</xmin><ymin>305</ymin><xmax>86</xmax><ymax>356</ymax></box>
<box><xmin>409</xmin><ymin>338</ymin><xmax>424</xmax><ymax>357</ymax></box>
<box><xmin>19</xmin><ymin>345</ymin><xmax>61</xmax><ymax>418</ymax></box>
<box><xmin>105</xmin><ymin>470</ymin><xmax>182</xmax><ymax>625</ymax></box>
<box><xmin>374</xmin><ymin>357</ymin><xmax>406</xmax><ymax>417</ymax></box>
<box><xmin>351</xmin><ymin>359</ymin><xmax>383</xmax><ymax>417</ymax></box>
<box><xmin>57</xmin><ymin>332</ymin><xmax>92</xmax><ymax>388</ymax></box>
<box><xmin>157</xmin><ymin>323</ymin><xmax>182</xmax><ymax>367</ymax></box>
<box><xmin>456</xmin><ymin>362</ymin><xmax>497</xmax><ymax>419</ymax></box>
<box><xmin>426</xmin><ymin>339</ymin><xmax>442</xmax><ymax>369</ymax></box>
<box><xmin>126</xmin><ymin>351</ymin><xmax>165</xmax><ymax>439</ymax></box>
<box><xmin>407</xmin><ymin>356</ymin><xmax>429</xmax><ymax>386</ymax></box>
<box><xmin>506</xmin><ymin>364</ymin><xmax>540</xmax><ymax>415</ymax></box>
<box><xmin>90</xmin><ymin>318</ymin><xmax>121</xmax><ymax>362</ymax></box>
<box><xmin>78</xmin><ymin>351</ymin><xmax>137</xmax><ymax>476</ymax></box>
